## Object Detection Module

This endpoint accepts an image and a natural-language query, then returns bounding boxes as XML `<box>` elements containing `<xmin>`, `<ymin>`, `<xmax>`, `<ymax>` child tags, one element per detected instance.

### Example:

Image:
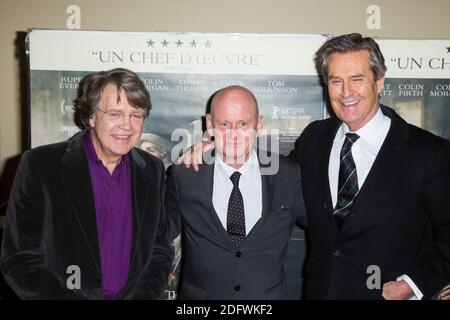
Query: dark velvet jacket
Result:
<box><xmin>0</xmin><ymin>131</ymin><xmax>172</xmax><ymax>299</ymax></box>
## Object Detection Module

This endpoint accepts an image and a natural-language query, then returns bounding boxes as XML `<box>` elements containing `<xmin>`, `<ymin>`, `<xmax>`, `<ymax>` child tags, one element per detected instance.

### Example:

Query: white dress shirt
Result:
<box><xmin>328</xmin><ymin>107</ymin><xmax>423</xmax><ymax>300</ymax></box>
<box><xmin>212</xmin><ymin>150</ymin><xmax>262</xmax><ymax>235</ymax></box>
<box><xmin>329</xmin><ymin>107</ymin><xmax>390</xmax><ymax>208</ymax></box>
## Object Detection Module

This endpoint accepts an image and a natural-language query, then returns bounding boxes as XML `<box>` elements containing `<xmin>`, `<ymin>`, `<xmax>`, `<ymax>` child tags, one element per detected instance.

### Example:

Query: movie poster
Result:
<box><xmin>28</xmin><ymin>29</ymin><xmax>328</xmax><ymax>299</ymax></box>
<box><xmin>378</xmin><ymin>39</ymin><xmax>450</xmax><ymax>140</ymax></box>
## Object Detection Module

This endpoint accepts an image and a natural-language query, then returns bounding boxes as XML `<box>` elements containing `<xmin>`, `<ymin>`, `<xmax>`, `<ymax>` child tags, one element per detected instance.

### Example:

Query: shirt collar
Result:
<box><xmin>215</xmin><ymin>149</ymin><xmax>259</xmax><ymax>178</ymax></box>
<box><xmin>83</xmin><ymin>130</ymin><xmax>101</xmax><ymax>163</ymax></box>
<box><xmin>336</xmin><ymin>107</ymin><xmax>390</xmax><ymax>149</ymax></box>
<box><xmin>83</xmin><ymin>129</ymin><xmax>128</xmax><ymax>167</ymax></box>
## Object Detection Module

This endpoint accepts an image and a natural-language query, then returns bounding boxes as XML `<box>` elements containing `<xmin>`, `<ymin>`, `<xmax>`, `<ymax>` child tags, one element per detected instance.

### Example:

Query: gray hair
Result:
<box><xmin>73</xmin><ymin>68</ymin><xmax>151</xmax><ymax>130</ymax></box>
<box><xmin>315</xmin><ymin>33</ymin><xmax>387</xmax><ymax>84</ymax></box>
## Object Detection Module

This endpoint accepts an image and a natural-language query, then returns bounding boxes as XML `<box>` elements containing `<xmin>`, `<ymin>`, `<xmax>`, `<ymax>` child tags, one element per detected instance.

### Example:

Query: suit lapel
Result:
<box><xmin>59</xmin><ymin>131</ymin><xmax>101</xmax><ymax>273</ymax></box>
<box><xmin>260</xmin><ymin>169</ymin><xmax>274</xmax><ymax>219</ymax></box>
<box><xmin>200</xmin><ymin>162</ymin><xmax>237</xmax><ymax>247</ymax></box>
<box><xmin>202</xmin><ymin>151</ymin><xmax>275</xmax><ymax>247</ymax></box>
<box><xmin>258</xmin><ymin>152</ymin><xmax>274</xmax><ymax>219</ymax></box>
<box><xmin>319</xmin><ymin>119</ymin><xmax>342</xmax><ymax>236</ymax></box>
<box><xmin>127</xmin><ymin>148</ymin><xmax>153</xmax><ymax>274</ymax></box>
<box><xmin>242</xmin><ymin>157</ymin><xmax>274</xmax><ymax>244</ymax></box>
<box><xmin>320</xmin><ymin>126</ymin><xmax>337</xmax><ymax>212</ymax></box>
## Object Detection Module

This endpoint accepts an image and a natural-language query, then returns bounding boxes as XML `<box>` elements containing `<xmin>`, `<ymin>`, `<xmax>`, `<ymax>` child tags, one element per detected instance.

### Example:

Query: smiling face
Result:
<box><xmin>88</xmin><ymin>83</ymin><xmax>144</xmax><ymax>165</ymax></box>
<box><xmin>206</xmin><ymin>87</ymin><xmax>263</xmax><ymax>168</ymax></box>
<box><xmin>327</xmin><ymin>50</ymin><xmax>385</xmax><ymax>131</ymax></box>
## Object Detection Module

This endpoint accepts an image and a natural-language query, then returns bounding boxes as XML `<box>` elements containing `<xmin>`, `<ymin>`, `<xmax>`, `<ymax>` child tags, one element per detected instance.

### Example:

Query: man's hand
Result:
<box><xmin>168</xmin><ymin>272</ymin><xmax>177</xmax><ymax>286</ymax></box>
<box><xmin>176</xmin><ymin>140</ymin><xmax>214</xmax><ymax>171</ymax></box>
<box><xmin>437</xmin><ymin>283</ymin><xmax>450</xmax><ymax>300</ymax></box>
<box><xmin>382</xmin><ymin>280</ymin><xmax>414</xmax><ymax>300</ymax></box>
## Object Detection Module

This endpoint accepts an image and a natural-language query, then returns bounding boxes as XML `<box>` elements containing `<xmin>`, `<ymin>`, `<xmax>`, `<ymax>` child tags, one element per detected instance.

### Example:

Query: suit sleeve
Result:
<box><xmin>407</xmin><ymin>139</ymin><xmax>450</xmax><ymax>298</ymax></box>
<box><xmin>293</xmin><ymin>162</ymin><xmax>307</xmax><ymax>229</ymax></box>
<box><xmin>288</xmin><ymin>121</ymin><xmax>317</xmax><ymax>164</ymax></box>
<box><xmin>288</xmin><ymin>135</ymin><xmax>303</xmax><ymax>164</ymax></box>
<box><xmin>0</xmin><ymin>151</ymin><xmax>80</xmax><ymax>299</ymax></box>
<box><xmin>131</xmin><ymin>159</ymin><xmax>172</xmax><ymax>299</ymax></box>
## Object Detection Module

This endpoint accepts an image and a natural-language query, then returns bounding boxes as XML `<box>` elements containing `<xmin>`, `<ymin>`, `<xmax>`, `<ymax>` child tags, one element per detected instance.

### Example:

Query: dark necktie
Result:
<box><xmin>227</xmin><ymin>171</ymin><xmax>246</xmax><ymax>246</ymax></box>
<box><xmin>333</xmin><ymin>132</ymin><xmax>360</xmax><ymax>228</ymax></box>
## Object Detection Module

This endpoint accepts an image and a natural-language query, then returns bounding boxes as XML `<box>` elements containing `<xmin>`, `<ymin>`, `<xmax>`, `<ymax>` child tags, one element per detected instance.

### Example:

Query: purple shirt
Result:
<box><xmin>83</xmin><ymin>132</ymin><xmax>132</xmax><ymax>300</ymax></box>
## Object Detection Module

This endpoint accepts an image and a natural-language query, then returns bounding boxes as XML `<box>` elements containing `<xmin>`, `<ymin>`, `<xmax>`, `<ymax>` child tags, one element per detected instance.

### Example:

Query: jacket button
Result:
<box><xmin>333</xmin><ymin>249</ymin><xmax>341</xmax><ymax>257</ymax></box>
<box><xmin>95</xmin><ymin>278</ymin><xmax>102</xmax><ymax>287</ymax></box>
<box><xmin>235</xmin><ymin>285</ymin><xmax>241</xmax><ymax>291</ymax></box>
<box><xmin>236</xmin><ymin>251</ymin><xmax>242</xmax><ymax>258</ymax></box>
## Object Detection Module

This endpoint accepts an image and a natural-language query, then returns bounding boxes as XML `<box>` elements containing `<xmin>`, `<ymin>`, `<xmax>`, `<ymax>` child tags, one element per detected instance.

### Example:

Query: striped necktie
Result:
<box><xmin>333</xmin><ymin>132</ymin><xmax>360</xmax><ymax>228</ymax></box>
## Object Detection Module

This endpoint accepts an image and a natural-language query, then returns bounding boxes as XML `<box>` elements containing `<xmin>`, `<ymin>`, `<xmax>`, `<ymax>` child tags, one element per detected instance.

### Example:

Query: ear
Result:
<box><xmin>376</xmin><ymin>74</ymin><xmax>386</xmax><ymax>94</ymax></box>
<box><xmin>205</xmin><ymin>113</ymin><xmax>215</xmax><ymax>139</ymax></box>
<box><xmin>88</xmin><ymin>114</ymin><xmax>96</xmax><ymax>128</ymax></box>
<box><xmin>256</xmin><ymin>115</ymin><xmax>264</xmax><ymax>135</ymax></box>
<box><xmin>205</xmin><ymin>113</ymin><xmax>213</xmax><ymax>130</ymax></box>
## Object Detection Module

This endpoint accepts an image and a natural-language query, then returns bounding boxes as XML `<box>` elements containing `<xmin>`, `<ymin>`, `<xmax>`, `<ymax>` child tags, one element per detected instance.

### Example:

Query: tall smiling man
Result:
<box><xmin>289</xmin><ymin>33</ymin><xmax>450</xmax><ymax>300</ymax></box>
<box><xmin>1</xmin><ymin>68</ymin><xmax>171</xmax><ymax>299</ymax></box>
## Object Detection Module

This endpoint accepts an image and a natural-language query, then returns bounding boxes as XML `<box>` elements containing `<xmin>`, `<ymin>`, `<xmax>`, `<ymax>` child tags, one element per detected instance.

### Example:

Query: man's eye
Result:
<box><xmin>131</xmin><ymin>113</ymin><xmax>144</xmax><ymax>120</ymax></box>
<box><xmin>109</xmin><ymin>111</ymin><xmax>122</xmax><ymax>117</ymax></box>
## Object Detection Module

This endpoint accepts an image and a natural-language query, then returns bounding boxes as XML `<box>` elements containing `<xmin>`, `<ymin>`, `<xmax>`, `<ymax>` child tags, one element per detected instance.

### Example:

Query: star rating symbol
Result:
<box><xmin>161</xmin><ymin>39</ymin><xmax>169</xmax><ymax>47</ymax></box>
<box><xmin>144</xmin><ymin>38</ymin><xmax>214</xmax><ymax>49</ymax></box>
<box><xmin>447</xmin><ymin>46</ymin><xmax>450</xmax><ymax>53</ymax></box>
<box><xmin>204</xmin><ymin>40</ymin><xmax>212</xmax><ymax>48</ymax></box>
<box><xmin>175</xmin><ymin>40</ymin><xmax>183</xmax><ymax>48</ymax></box>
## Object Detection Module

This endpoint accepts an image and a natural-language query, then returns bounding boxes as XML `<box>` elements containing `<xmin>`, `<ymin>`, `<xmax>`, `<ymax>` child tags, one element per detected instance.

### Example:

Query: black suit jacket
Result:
<box><xmin>165</xmin><ymin>153</ymin><xmax>306</xmax><ymax>299</ymax></box>
<box><xmin>0</xmin><ymin>131</ymin><xmax>172</xmax><ymax>299</ymax></box>
<box><xmin>290</xmin><ymin>105</ymin><xmax>450</xmax><ymax>299</ymax></box>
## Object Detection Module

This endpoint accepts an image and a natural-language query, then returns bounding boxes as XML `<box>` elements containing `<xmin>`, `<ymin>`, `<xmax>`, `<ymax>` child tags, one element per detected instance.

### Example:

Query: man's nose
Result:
<box><xmin>119</xmin><ymin>113</ymin><xmax>132</xmax><ymax>128</ymax></box>
<box><xmin>341</xmin><ymin>81</ymin><xmax>353</xmax><ymax>97</ymax></box>
<box><xmin>227</xmin><ymin>128</ymin><xmax>246</xmax><ymax>140</ymax></box>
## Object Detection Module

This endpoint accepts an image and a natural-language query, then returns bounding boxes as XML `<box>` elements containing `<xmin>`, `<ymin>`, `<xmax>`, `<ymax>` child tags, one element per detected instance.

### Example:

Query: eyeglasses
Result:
<box><xmin>97</xmin><ymin>108</ymin><xmax>146</xmax><ymax>123</ymax></box>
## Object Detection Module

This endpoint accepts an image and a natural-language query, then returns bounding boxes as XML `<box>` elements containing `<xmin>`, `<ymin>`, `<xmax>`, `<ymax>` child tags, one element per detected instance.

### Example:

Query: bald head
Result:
<box><xmin>206</xmin><ymin>85</ymin><xmax>263</xmax><ymax>169</ymax></box>
<box><xmin>210</xmin><ymin>85</ymin><xmax>259</xmax><ymax>120</ymax></box>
